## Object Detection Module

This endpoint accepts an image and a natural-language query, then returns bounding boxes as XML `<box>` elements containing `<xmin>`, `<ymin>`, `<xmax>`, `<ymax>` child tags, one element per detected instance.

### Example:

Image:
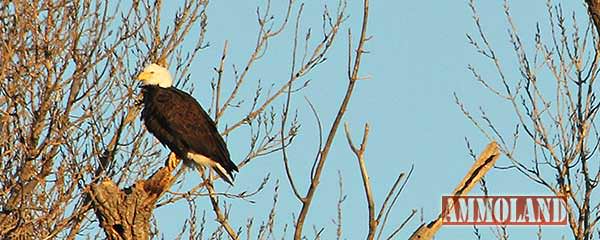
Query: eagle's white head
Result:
<box><xmin>137</xmin><ymin>63</ymin><xmax>173</xmax><ymax>88</ymax></box>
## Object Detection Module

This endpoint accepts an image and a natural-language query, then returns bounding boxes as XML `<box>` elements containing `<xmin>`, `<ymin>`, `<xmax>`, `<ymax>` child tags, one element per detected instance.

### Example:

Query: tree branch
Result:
<box><xmin>293</xmin><ymin>0</ymin><xmax>369</xmax><ymax>238</ymax></box>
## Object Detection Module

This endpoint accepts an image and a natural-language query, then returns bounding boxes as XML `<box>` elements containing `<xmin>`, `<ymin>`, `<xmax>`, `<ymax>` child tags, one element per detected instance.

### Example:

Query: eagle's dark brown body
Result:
<box><xmin>141</xmin><ymin>85</ymin><xmax>238</xmax><ymax>184</ymax></box>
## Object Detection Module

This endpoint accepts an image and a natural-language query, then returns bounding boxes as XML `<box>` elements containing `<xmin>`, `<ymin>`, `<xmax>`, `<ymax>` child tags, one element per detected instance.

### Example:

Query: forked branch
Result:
<box><xmin>344</xmin><ymin>123</ymin><xmax>376</xmax><ymax>239</ymax></box>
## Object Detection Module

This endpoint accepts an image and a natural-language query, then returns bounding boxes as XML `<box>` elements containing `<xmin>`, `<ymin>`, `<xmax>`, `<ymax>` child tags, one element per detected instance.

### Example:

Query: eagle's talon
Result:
<box><xmin>165</xmin><ymin>152</ymin><xmax>179</xmax><ymax>171</ymax></box>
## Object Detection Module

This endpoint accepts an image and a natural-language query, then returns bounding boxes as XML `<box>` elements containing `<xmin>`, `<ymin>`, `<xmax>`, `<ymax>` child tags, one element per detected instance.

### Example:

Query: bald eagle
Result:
<box><xmin>137</xmin><ymin>63</ymin><xmax>238</xmax><ymax>184</ymax></box>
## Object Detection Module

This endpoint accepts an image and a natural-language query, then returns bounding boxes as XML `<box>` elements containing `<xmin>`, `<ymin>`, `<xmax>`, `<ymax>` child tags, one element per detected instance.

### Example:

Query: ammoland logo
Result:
<box><xmin>442</xmin><ymin>196</ymin><xmax>567</xmax><ymax>225</ymax></box>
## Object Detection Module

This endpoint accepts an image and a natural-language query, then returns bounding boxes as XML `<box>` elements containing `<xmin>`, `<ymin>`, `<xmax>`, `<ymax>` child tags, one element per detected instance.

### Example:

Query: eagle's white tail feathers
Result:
<box><xmin>187</xmin><ymin>152</ymin><xmax>213</xmax><ymax>166</ymax></box>
<box><xmin>213</xmin><ymin>162</ymin><xmax>234</xmax><ymax>184</ymax></box>
<box><xmin>187</xmin><ymin>152</ymin><xmax>234</xmax><ymax>184</ymax></box>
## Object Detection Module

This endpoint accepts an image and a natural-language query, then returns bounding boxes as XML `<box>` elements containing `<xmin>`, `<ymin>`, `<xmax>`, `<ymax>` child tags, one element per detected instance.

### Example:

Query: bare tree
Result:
<box><xmin>0</xmin><ymin>0</ymin><xmax>412</xmax><ymax>239</ymax></box>
<box><xmin>458</xmin><ymin>0</ymin><xmax>600</xmax><ymax>239</ymax></box>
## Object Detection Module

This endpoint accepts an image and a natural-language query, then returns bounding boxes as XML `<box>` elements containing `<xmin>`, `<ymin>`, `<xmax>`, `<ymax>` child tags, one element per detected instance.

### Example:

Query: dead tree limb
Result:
<box><xmin>408</xmin><ymin>141</ymin><xmax>500</xmax><ymax>240</ymax></box>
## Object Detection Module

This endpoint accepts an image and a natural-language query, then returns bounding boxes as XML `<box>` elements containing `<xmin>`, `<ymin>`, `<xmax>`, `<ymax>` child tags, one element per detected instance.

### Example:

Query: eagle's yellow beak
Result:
<box><xmin>137</xmin><ymin>71</ymin><xmax>152</xmax><ymax>81</ymax></box>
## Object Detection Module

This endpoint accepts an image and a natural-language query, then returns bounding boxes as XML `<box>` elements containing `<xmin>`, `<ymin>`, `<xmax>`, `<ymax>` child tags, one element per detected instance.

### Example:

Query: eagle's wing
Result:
<box><xmin>154</xmin><ymin>88</ymin><xmax>238</xmax><ymax>175</ymax></box>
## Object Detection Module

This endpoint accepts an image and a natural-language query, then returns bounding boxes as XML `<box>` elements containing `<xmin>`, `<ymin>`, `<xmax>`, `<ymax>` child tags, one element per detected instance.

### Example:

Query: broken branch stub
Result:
<box><xmin>90</xmin><ymin>158</ymin><xmax>179</xmax><ymax>240</ymax></box>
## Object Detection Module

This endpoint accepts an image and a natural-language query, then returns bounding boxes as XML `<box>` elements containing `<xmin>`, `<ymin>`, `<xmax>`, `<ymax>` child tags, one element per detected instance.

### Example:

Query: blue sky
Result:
<box><xmin>149</xmin><ymin>0</ymin><xmax>588</xmax><ymax>239</ymax></box>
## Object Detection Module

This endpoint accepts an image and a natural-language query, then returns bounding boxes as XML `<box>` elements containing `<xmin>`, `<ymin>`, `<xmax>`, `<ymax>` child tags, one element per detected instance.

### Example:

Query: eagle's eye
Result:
<box><xmin>150</xmin><ymin>71</ymin><xmax>155</xmax><ymax>74</ymax></box>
